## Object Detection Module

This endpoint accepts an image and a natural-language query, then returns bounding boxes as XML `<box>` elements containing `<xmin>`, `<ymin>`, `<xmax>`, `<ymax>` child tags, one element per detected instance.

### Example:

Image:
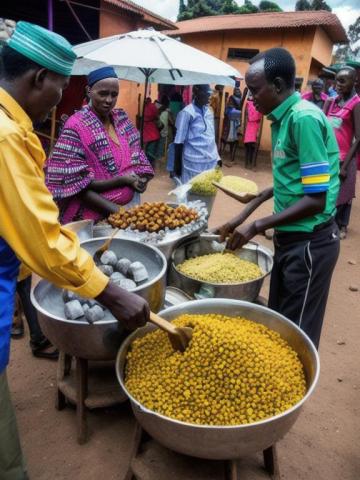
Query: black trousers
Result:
<box><xmin>335</xmin><ymin>201</ymin><xmax>352</xmax><ymax>229</ymax></box>
<box><xmin>268</xmin><ymin>221</ymin><xmax>340</xmax><ymax>349</ymax></box>
<box><xmin>16</xmin><ymin>277</ymin><xmax>44</xmax><ymax>345</ymax></box>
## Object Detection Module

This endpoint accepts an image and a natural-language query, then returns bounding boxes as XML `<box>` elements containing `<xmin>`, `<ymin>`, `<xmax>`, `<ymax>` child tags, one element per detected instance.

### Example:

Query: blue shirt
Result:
<box><xmin>174</xmin><ymin>102</ymin><xmax>219</xmax><ymax>183</ymax></box>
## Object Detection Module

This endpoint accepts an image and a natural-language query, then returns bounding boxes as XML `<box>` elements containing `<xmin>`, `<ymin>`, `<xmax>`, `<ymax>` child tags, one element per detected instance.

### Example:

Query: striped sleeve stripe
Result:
<box><xmin>303</xmin><ymin>184</ymin><xmax>329</xmax><ymax>193</ymax></box>
<box><xmin>300</xmin><ymin>162</ymin><xmax>329</xmax><ymax>177</ymax></box>
<box><xmin>302</xmin><ymin>174</ymin><xmax>330</xmax><ymax>185</ymax></box>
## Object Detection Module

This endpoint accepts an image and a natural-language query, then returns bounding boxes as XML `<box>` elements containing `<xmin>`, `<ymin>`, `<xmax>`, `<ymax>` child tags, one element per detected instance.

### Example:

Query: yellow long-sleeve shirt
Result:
<box><xmin>0</xmin><ymin>87</ymin><xmax>109</xmax><ymax>298</ymax></box>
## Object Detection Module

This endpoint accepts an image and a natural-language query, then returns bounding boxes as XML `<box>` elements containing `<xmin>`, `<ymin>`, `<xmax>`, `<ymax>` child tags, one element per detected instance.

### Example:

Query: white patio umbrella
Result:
<box><xmin>72</xmin><ymin>29</ymin><xmax>242</xmax><ymax>142</ymax></box>
<box><xmin>73</xmin><ymin>29</ymin><xmax>242</xmax><ymax>86</ymax></box>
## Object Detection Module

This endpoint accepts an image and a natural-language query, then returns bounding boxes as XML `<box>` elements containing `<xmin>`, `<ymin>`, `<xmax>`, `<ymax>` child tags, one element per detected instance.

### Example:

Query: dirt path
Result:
<box><xmin>8</xmin><ymin>156</ymin><xmax>360</xmax><ymax>480</ymax></box>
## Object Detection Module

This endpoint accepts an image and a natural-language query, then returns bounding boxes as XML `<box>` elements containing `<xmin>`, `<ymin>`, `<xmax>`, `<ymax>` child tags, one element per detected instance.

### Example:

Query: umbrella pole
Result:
<box><xmin>140</xmin><ymin>73</ymin><xmax>149</xmax><ymax>148</ymax></box>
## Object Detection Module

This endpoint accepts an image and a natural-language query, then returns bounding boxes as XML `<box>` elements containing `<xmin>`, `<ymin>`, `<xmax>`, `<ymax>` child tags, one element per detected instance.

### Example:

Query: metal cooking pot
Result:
<box><xmin>64</xmin><ymin>219</ymin><xmax>94</xmax><ymax>243</ymax></box>
<box><xmin>31</xmin><ymin>238</ymin><xmax>167</xmax><ymax>360</ymax></box>
<box><xmin>169</xmin><ymin>234</ymin><xmax>273</xmax><ymax>302</ymax></box>
<box><xmin>116</xmin><ymin>299</ymin><xmax>319</xmax><ymax>459</ymax></box>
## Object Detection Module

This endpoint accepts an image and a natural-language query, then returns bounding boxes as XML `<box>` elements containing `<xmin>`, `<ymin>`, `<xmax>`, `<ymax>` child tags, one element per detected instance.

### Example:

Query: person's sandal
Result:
<box><xmin>339</xmin><ymin>227</ymin><xmax>347</xmax><ymax>240</ymax></box>
<box><xmin>31</xmin><ymin>338</ymin><xmax>59</xmax><ymax>360</ymax></box>
<box><xmin>11</xmin><ymin>324</ymin><xmax>24</xmax><ymax>338</ymax></box>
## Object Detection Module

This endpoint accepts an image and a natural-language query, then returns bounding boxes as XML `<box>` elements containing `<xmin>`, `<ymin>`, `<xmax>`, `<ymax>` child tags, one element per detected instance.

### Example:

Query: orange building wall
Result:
<box><xmin>179</xmin><ymin>26</ymin><xmax>334</xmax><ymax>151</ymax></box>
<box><xmin>311</xmin><ymin>27</ymin><xmax>333</xmax><ymax>67</ymax></box>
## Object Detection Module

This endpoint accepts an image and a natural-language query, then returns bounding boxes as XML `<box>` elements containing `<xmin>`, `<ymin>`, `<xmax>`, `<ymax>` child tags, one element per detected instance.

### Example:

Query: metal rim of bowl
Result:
<box><xmin>30</xmin><ymin>237</ymin><xmax>168</xmax><ymax>326</ymax></box>
<box><xmin>171</xmin><ymin>238</ymin><xmax>273</xmax><ymax>287</ymax></box>
<box><xmin>116</xmin><ymin>298</ymin><xmax>320</xmax><ymax>430</ymax></box>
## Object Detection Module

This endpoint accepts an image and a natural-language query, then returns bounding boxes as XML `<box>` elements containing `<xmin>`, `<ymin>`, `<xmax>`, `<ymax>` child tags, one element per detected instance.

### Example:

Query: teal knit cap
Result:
<box><xmin>7</xmin><ymin>21</ymin><xmax>77</xmax><ymax>76</ymax></box>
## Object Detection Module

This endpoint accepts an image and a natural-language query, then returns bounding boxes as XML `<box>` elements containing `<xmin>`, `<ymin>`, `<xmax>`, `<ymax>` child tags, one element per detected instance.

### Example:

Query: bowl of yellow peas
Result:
<box><xmin>169</xmin><ymin>234</ymin><xmax>273</xmax><ymax>302</ymax></box>
<box><xmin>116</xmin><ymin>298</ymin><xmax>319</xmax><ymax>459</ymax></box>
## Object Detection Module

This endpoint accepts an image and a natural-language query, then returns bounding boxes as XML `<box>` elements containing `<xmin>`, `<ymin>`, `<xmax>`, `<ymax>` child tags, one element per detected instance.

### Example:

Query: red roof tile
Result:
<box><xmin>103</xmin><ymin>0</ymin><xmax>177</xmax><ymax>30</ymax></box>
<box><xmin>164</xmin><ymin>11</ymin><xmax>347</xmax><ymax>43</ymax></box>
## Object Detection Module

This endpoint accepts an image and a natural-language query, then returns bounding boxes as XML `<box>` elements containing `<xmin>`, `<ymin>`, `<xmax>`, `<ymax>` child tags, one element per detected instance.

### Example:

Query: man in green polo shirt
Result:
<box><xmin>215</xmin><ymin>48</ymin><xmax>340</xmax><ymax>348</ymax></box>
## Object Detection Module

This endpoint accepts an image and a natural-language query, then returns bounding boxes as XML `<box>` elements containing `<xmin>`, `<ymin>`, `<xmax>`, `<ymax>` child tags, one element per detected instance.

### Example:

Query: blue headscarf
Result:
<box><xmin>87</xmin><ymin>66</ymin><xmax>117</xmax><ymax>87</ymax></box>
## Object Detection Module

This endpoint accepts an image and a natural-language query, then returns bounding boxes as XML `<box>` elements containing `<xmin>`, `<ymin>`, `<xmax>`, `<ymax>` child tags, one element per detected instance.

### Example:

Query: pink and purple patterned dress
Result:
<box><xmin>327</xmin><ymin>94</ymin><xmax>360</xmax><ymax>205</ymax></box>
<box><xmin>45</xmin><ymin>106</ymin><xmax>154</xmax><ymax>223</ymax></box>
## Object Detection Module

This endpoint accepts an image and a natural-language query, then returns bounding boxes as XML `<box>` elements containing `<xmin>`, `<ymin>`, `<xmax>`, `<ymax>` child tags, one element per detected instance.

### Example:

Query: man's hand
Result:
<box><xmin>96</xmin><ymin>282</ymin><xmax>150</xmax><ymax>330</ymax></box>
<box><xmin>339</xmin><ymin>165</ymin><xmax>347</xmax><ymax>181</ymax></box>
<box><xmin>226</xmin><ymin>222</ymin><xmax>258</xmax><ymax>250</ymax></box>
<box><xmin>211</xmin><ymin>222</ymin><xmax>235</xmax><ymax>242</ymax></box>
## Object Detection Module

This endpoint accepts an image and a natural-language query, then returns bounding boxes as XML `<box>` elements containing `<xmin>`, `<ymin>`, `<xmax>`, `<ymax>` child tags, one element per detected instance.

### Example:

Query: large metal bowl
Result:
<box><xmin>116</xmin><ymin>299</ymin><xmax>319</xmax><ymax>459</ymax></box>
<box><xmin>93</xmin><ymin>203</ymin><xmax>207</xmax><ymax>261</ymax></box>
<box><xmin>31</xmin><ymin>238</ymin><xmax>167</xmax><ymax>360</ymax></box>
<box><xmin>169</xmin><ymin>234</ymin><xmax>273</xmax><ymax>302</ymax></box>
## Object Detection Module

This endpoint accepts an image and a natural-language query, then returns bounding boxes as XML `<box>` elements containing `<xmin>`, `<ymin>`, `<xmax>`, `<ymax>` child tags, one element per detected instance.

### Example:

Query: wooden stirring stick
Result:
<box><xmin>149</xmin><ymin>312</ymin><xmax>193</xmax><ymax>352</ymax></box>
<box><xmin>93</xmin><ymin>228</ymin><xmax>120</xmax><ymax>263</ymax></box>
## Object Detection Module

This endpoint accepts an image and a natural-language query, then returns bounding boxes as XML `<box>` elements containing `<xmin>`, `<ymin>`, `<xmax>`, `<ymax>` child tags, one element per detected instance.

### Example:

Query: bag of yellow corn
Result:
<box><xmin>189</xmin><ymin>168</ymin><xmax>223</xmax><ymax>196</ymax></box>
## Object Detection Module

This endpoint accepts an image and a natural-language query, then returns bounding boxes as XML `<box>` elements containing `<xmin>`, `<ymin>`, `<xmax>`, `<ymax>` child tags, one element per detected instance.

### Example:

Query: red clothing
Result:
<box><xmin>143</xmin><ymin>102</ymin><xmax>160</xmax><ymax>143</ymax></box>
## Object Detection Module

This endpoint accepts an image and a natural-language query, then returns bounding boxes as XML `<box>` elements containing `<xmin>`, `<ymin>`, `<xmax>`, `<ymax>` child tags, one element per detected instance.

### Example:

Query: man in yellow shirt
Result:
<box><xmin>0</xmin><ymin>22</ymin><xmax>149</xmax><ymax>479</ymax></box>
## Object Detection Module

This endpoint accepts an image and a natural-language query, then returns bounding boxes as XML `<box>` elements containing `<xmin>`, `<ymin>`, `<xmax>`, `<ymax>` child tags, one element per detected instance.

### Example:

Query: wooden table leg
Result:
<box><xmin>224</xmin><ymin>459</ymin><xmax>239</xmax><ymax>480</ymax></box>
<box><xmin>56</xmin><ymin>352</ymin><xmax>67</xmax><ymax>411</ymax></box>
<box><xmin>76</xmin><ymin>357</ymin><xmax>88</xmax><ymax>444</ymax></box>
<box><xmin>263</xmin><ymin>444</ymin><xmax>280</xmax><ymax>480</ymax></box>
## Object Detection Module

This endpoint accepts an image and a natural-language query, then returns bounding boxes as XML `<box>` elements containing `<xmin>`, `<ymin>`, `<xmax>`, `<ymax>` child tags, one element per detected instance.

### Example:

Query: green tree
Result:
<box><xmin>333</xmin><ymin>16</ymin><xmax>360</xmax><ymax>63</ymax></box>
<box><xmin>295</xmin><ymin>0</ymin><xmax>311</xmax><ymax>10</ymax></box>
<box><xmin>311</xmin><ymin>0</ymin><xmax>331</xmax><ymax>11</ymax></box>
<box><xmin>259</xmin><ymin>0</ymin><xmax>283</xmax><ymax>12</ymax></box>
<box><xmin>221</xmin><ymin>0</ymin><xmax>240</xmax><ymax>14</ymax></box>
<box><xmin>191</xmin><ymin>0</ymin><xmax>217</xmax><ymax>17</ymax></box>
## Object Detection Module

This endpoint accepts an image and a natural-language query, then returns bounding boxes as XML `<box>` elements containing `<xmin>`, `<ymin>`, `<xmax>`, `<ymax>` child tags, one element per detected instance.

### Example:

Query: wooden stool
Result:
<box><xmin>56</xmin><ymin>351</ymin><xmax>126</xmax><ymax>444</ymax></box>
<box><xmin>127</xmin><ymin>423</ymin><xmax>280</xmax><ymax>480</ymax></box>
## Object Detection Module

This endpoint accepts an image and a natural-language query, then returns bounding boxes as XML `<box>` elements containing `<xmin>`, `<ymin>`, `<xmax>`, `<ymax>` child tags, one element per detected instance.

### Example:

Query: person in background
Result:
<box><xmin>209</xmin><ymin>84</ymin><xmax>224</xmax><ymax>144</ymax></box>
<box><xmin>169</xmin><ymin>90</ymin><xmax>184</xmax><ymax>123</ymax></box>
<box><xmin>0</xmin><ymin>22</ymin><xmax>149</xmax><ymax>480</ymax></box>
<box><xmin>325</xmin><ymin>66</ymin><xmax>360</xmax><ymax>239</ymax></box>
<box><xmin>243</xmin><ymin>92</ymin><xmax>263</xmax><ymax>169</ymax></box>
<box><xmin>12</xmin><ymin>274</ymin><xmax>58</xmax><ymax>359</ymax></box>
<box><xmin>301</xmin><ymin>79</ymin><xmax>328</xmax><ymax>109</ymax></box>
<box><xmin>214</xmin><ymin>48</ymin><xmax>340</xmax><ymax>349</ymax></box>
<box><xmin>221</xmin><ymin>89</ymin><xmax>242</xmax><ymax>161</ymax></box>
<box><xmin>294</xmin><ymin>77</ymin><xmax>303</xmax><ymax>92</ymax></box>
<box><xmin>46</xmin><ymin>66</ymin><xmax>154</xmax><ymax>224</ymax></box>
<box><xmin>156</xmin><ymin>95</ymin><xmax>173</xmax><ymax>161</ymax></box>
<box><xmin>143</xmin><ymin>97</ymin><xmax>161</xmax><ymax>166</ymax></box>
<box><xmin>322</xmin><ymin>73</ymin><xmax>338</xmax><ymax>98</ymax></box>
<box><xmin>174</xmin><ymin>84</ymin><xmax>220</xmax><ymax>183</ymax></box>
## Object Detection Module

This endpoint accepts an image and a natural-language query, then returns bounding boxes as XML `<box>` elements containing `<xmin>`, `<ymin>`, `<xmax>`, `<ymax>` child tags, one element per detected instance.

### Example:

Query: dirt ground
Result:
<box><xmin>8</xmin><ymin>152</ymin><xmax>360</xmax><ymax>480</ymax></box>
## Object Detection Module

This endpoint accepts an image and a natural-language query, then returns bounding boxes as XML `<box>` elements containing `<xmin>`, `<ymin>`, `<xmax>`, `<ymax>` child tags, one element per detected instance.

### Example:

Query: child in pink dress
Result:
<box><xmin>243</xmin><ymin>94</ymin><xmax>263</xmax><ymax>169</ymax></box>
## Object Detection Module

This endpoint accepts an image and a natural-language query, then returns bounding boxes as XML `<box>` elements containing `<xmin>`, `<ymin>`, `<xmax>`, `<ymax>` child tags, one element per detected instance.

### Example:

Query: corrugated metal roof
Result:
<box><xmin>164</xmin><ymin>11</ymin><xmax>347</xmax><ymax>43</ymax></box>
<box><xmin>103</xmin><ymin>0</ymin><xmax>177</xmax><ymax>29</ymax></box>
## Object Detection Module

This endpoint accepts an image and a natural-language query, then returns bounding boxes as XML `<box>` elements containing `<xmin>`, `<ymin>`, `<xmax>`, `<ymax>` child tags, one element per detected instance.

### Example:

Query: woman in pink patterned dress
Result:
<box><xmin>326</xmin><ymin>67</ymin><xmax>360</xmax><ymax>239</ymax></box>
<box><xmin>45</xmin><ymin>66</ymin><xmax>154</xmax><ymax>223</ymax></box>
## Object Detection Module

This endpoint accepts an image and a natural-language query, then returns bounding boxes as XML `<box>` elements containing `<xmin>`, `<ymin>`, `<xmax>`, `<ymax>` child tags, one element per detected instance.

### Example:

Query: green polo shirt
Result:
<box><xmin>268</xmin><ymin>92</ymin><xmax>339</xmax><ymax>232</ymax></box>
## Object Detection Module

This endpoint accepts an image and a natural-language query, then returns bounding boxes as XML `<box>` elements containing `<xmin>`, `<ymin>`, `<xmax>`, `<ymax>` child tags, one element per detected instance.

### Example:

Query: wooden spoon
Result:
<box><xmin>150</xmin><ymin>311</ymin><xmax>193</xmax><ymax>352</ymax></box>
<box><xmin>93</xmin><ymin>228</ymin><xmax>119</xmax><ymax>263</ymax></box>
<box><xmin>212</xmin><ymin>181</ymin><xmax>257</xmax><ymax>204</ymax></box>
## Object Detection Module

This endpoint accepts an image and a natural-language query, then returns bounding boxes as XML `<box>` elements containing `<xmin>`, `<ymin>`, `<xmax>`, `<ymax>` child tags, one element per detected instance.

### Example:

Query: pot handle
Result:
<box><xmin>194</xmin><ymin>285</ymin><xmax>215</xmax><ymax>300</ymax></box>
